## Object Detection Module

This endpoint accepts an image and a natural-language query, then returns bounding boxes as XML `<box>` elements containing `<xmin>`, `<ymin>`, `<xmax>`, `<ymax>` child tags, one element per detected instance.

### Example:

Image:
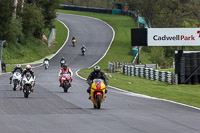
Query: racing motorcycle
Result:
<box><xmin>60</xmin><ymin>73</ymin><xmax>72</xmax><ymax>93</ymax></box>
<box><xmin>12</xmin><ymin>72</ymin><xmax>22</xmax><ymax>91</ymax></box>
<box><xmin>43</xmin><ymin>60</ymin><xmax>49</xmax><ymax>70</ymax></box>
<box><xmin>72</xmin><ymin>39</ymin><xmax>76</xmax><ymax>47</ymax></box>
<box><xmin>90</xmin><ymin>79</ymin><xmax>106</xmax><ymax>109</ymax></box>
<box><xmin>81</xmin><ymin>47</ymin><xmax>86</xmax><ymax>56</ymax></box>
<box><xmin>21</xmin><ymin>73</ymin><xmax>35</xmax><ymax>98</ymax></box>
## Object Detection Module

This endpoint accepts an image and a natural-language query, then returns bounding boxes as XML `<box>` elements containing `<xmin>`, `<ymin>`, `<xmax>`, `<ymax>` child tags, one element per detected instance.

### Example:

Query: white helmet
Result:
<box><xmin>16</xmin><ymin>64</ymin><xmax>21</xmax><ymax>68</ymax></box>
<box><xmin>94</xmin><ymin>66</ymin><xmax>100</xmax><ymax>73</ymax></box>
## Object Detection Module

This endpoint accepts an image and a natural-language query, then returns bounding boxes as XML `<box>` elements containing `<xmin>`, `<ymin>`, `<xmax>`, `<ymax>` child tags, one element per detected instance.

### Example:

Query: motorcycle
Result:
<box><xmin>60</xmin><ymin>73</ymin><xmax>72</xmax><ymax>93</ymax></box>
<box><xmin>60</xmin><ymin>60</ymin><xmax>66</xmax><ymax>67</ymax></box>
<box><xmin>90</xmin><ymin>79</ymin><xmax>106</xmax><ymax>109</ymax></box>
<box><xmin>81</xmin><ymin>47</ymin><xmax>86</xmax><ymax>56</ymax></box>
<box><xmin>44</xmin><ymin>60</ymin><xmax>49</xmax><ymax>70</ymax></box>
<box><xmin>72</xmin><ymin>39</ymin><xmax>76</xmax><ymax>47</ymax></box>
<box><xmin>12</xmin><ymin>72</ymin><xmax>22</xmax><ymax>91</ymax></box>
<box><xmin>21</xmin><ymin>73</ymin><xmax>35</xmax><ymax>98</ymax></box>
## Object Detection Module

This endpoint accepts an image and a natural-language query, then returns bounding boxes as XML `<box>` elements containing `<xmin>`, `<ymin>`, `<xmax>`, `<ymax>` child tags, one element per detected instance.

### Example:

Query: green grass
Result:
<box><xmin>57</xmin><ymin>10</ymin><xmax>200</xmax><ymax>108</ymax></box>
<box><xmin>3</xmin><ymin>20</ymin><xmax>67</xmax><ymax>65</ymax></box>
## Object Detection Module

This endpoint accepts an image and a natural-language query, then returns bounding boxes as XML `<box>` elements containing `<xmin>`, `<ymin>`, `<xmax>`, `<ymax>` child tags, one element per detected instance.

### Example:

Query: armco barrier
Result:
<box><xmin>61</xmin><ymin>5</ymin><xmax>112</xmax><ymax>14</ymax></box>
<box><xmin>60</xmin><ymin>5</ymin><xmax>137</xmax><ymax>19</ymax></box>
<box><xmin>122</xmin><ymin>65</ymin><xmax>177</xmax><ymax>85</ymax></box>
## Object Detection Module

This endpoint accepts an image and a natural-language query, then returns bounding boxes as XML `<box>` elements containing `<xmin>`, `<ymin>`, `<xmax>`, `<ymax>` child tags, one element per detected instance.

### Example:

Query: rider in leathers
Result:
<box><xmin>59</xmin><ymin>64</ymin><xmax>73</xmax><ymax>87</ymax></box>
<box><xmin>87</xmin><ymin>66</ymin><xmax>108</xmax><ymax>99</ymax></box>
<box><xmin>21</xmin><ymin>65</ymin><xmax>35</xmax><ymax>91</ymax></box>
<box><xmin>10</xmin><ymin>64</ymin><xmax>23</xmax><ymax>84</ymax></box>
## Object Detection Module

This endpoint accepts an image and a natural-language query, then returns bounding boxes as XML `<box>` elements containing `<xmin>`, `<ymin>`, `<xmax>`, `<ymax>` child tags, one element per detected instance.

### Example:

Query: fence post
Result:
<box><xmin>0</xmin><ymin>60</ymin><xmax>1</xmax><ymax>74</ymax></box>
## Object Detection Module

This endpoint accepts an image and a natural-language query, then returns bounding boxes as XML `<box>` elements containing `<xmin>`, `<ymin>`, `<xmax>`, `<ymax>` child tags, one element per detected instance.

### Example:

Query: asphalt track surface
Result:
<box><xmin>0</xmin><ymin>13</ymin><xmax>200</xmax><ymax>133</ymax></box>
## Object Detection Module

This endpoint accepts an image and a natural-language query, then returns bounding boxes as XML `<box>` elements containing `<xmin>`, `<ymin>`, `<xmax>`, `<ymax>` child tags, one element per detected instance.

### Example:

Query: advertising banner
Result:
<box><xmin>148</xmin><ymin>28</ymin><xmax>200</xmax><ymax>46</ymax></box>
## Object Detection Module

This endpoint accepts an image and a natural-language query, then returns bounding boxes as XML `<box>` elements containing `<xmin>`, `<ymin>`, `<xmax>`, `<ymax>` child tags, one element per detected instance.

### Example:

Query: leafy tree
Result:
<box><xmin>9</xmin><ymin>18</ymin><xmax>24</xmax><ymax>43</ymax></box>
<box><xmin>38</xmin><ymin>0</ymin><xmax>62</xmax><ymax>28</ymax></box>
<box><xmin>149</xmin><ymin>47</ymin><xmax>165</xmax><ymax>68</ymax></box>
<box><xmin>22</xmin><ymin>3</ymin><xmax>44</xmax><ymax>38</ymax></box>
<box><xmin>0</xmin><ymin>0</ymin><xmax>14</xmax><ymax>42</ymax></box>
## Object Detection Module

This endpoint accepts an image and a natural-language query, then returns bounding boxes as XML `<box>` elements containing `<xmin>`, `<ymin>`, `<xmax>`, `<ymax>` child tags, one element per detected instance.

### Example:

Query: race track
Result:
<box><xmin>0</xmin><ymin>13</ymin><xmax>200</xmax><ymax>133</ymax></box>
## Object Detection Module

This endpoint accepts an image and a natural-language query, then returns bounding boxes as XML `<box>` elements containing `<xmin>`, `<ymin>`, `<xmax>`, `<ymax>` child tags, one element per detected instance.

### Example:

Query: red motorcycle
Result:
<box><xmin>60</xmin><ymin>73</ymin><xmax>72</xmax><ymax>93</ymax></box>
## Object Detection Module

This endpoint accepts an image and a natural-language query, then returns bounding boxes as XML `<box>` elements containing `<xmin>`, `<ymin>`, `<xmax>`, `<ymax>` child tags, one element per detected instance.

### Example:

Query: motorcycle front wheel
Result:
<box><xmin>24</xmin><ymin>86</ymin><xmax>30</xmax><ymax>98</ymax></box>
<box><xmin>96</xmin><ymin>95</ymin><xmax>102</xmax><ymax>109</ymax></box>
<box><xmin>13</xmin><ymin>80</ymin><xmax>18</xmax><ymax>91</ymax></box>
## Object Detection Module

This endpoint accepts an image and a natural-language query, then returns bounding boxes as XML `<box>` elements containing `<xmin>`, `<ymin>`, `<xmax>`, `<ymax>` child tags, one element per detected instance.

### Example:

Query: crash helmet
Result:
<box><xmin>62</xmin><ymin>64</ymin><xmax>68</xmax><ymax>70</ymax></box>
<box><xmin>94</xmin><ymin>66</ymin><xmax>100</xmax><ymax>73</ymax></box>
<box><xmin>82</xmin><ymin>45</ymin><xmax>85</xmax><ymax>47</ymax></box>
<box><xmin>16</xmin><ymin>64</ymin><xmax>21</xmax><ymax>68</ymax></box>
<box><xmin>26</xmin><ymin>64</ymin><xmax>31</xmax><ymax>70</ymax></box>
<box><xmin>61</xmin><ymin>57</ymin><xmax>65</xmax><ymax>60</ymax></box>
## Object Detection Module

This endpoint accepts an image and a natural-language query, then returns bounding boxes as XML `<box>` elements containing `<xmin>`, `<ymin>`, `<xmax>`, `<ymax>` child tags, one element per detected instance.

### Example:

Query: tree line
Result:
<box><xmin>125</xmin><ymin>0</ymin><xmax>200</xmax><ymax>68</ymax></box>
<box><xmin>0</xmin><ymin>0</ymin><xmax>62</xmax><ymax>45</ymax></box>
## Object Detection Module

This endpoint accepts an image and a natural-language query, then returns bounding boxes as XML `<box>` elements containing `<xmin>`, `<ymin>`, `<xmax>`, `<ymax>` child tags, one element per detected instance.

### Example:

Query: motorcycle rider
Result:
<box><xmin>87</xmin><ymin>66</ymin><xmax>108</xmax><ymax>99</ymax></box>
<box><xmin>9</xmin><ymin>64</ymin><xmax>23</xmax><ymax>84</ymax></box>
<box><xmin>43</xmin><ymin>57</ymin><xmax>50</xmax><ymax>64</ymax></box>
<box><xmin>21</xmin><ymin>65</ymin><xmax>35</xmax><ymax>91</ymax></box>
<box><xmin>58</xmin><ymin>64</ymin><xmax>73</xmax><ymax>87</ymax></box>
<box><xmin>72</xmin><ymin>37</ymin><xmax>76</xmax><ymax>46</ymax></box>
<box><xmin>60</xmin><ymin>57</ymin><xmax>66</xmax><ymax>67</ymax></box>
<box><xmin>21</xmin><ymin>65</ymin><xmax>35</xmax><ymax>78</ymax></box>
<box><xmin>81</xmin><ymin>45</ymin><xmax>86</xmax><ymax>52</ymax></box>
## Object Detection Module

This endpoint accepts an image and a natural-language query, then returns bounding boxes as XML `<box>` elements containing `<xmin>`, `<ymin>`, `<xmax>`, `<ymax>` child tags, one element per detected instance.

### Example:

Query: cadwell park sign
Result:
<box><xmin>131</xmin><ymin>28</ymin><xmax>200</xmax><ymax>85</ymax></box>
<box><xmin>131</xmin><ymin>28</ymin><xmax>200</xmax><ymax>46</ymax></box>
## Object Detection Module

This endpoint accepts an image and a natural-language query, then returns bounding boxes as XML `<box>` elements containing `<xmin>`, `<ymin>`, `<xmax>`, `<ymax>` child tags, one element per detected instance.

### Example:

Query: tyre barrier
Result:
<box><xmin>121</xmin><ymin>65</ymin><xmax>177</xmax><ymax>85</ymax></box>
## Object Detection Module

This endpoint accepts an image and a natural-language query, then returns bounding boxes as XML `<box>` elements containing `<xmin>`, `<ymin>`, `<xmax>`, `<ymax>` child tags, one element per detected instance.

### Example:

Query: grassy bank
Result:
<box><xmin>4</xmin><ymin>20</ymin><xmax>68</xmax><ymax>72</ymax></box>
<box><xmin>57</xmin><ymin>10</ymin><xmax>200</xmax><ymax>108</ymax></box>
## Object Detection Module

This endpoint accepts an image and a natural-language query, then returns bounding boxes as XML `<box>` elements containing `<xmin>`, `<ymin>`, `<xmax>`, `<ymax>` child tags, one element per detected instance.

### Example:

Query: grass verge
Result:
<box><xmin>4</xmin><ymin>20</ymin><xmax>68</xmax><ymax>72</ymax></box>
<box><xmin>59</xmin><ymin>10</ymin><xmax>200</xmax><ymax>108</ymax></box>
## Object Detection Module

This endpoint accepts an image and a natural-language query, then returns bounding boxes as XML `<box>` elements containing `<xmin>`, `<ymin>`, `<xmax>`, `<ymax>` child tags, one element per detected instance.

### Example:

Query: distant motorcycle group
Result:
<box><xmin>72</xmin><ymin>37</ymin><xmax>86</xmax><ymax>56</ymax></box>
<box><xmin>8</xmin><ymin>37</ymin><xmax>108</xmax><ymax>109</ymax></box>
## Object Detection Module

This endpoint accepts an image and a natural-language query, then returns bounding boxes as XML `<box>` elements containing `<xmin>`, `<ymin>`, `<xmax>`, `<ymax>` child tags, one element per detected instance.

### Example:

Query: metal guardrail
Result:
<box><xmin>60</xmin><ymin>4</ymin><xmax>137</xmax><ymax>18</ymax></box>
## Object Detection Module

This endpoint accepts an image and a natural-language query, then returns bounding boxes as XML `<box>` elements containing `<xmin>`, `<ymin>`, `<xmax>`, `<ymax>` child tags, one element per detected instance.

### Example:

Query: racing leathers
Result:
<box><xmin>87</xmin><ymin>71</ymin><xmax>108</xmax><ymax>96</ymax></box>
<box><xmin>59</xmin><ymin>67</ymin><xmax>73</xmax><ymax>87</ymax></box>
<box><xmin>10</xmin><ymin>67</ymin><xmax>23</xmax><ymax>84</ymax></box>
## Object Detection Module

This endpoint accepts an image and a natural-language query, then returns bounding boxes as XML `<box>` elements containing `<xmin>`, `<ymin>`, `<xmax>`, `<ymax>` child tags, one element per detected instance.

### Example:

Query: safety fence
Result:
<box><xmin>122</xmin><ymin>65</ymin><xmax>177</xmax><ymax>85</ymax></box>
<box><xmin>60</xmin><ymin>5</ymin><xmax>138</xmax><ymax>19</ymax></box>
<box><xmin>48</xmin><ymin>28</ymin><xmax>54</xmax><ymax>47</ymax></box>
<box><xmin>108</xmin><ymin>62</ymin><xmax>177</xmax><ymax>84</ymax></box>
<box><xmin>108</xmin><ymin>62</ymin><xmax>158</xmax><ymax>73</ymax></box>
<box><xmin>61</xmin><ymin>5</ymin><xmax>112</xmax><ymax>14</ymax></box>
